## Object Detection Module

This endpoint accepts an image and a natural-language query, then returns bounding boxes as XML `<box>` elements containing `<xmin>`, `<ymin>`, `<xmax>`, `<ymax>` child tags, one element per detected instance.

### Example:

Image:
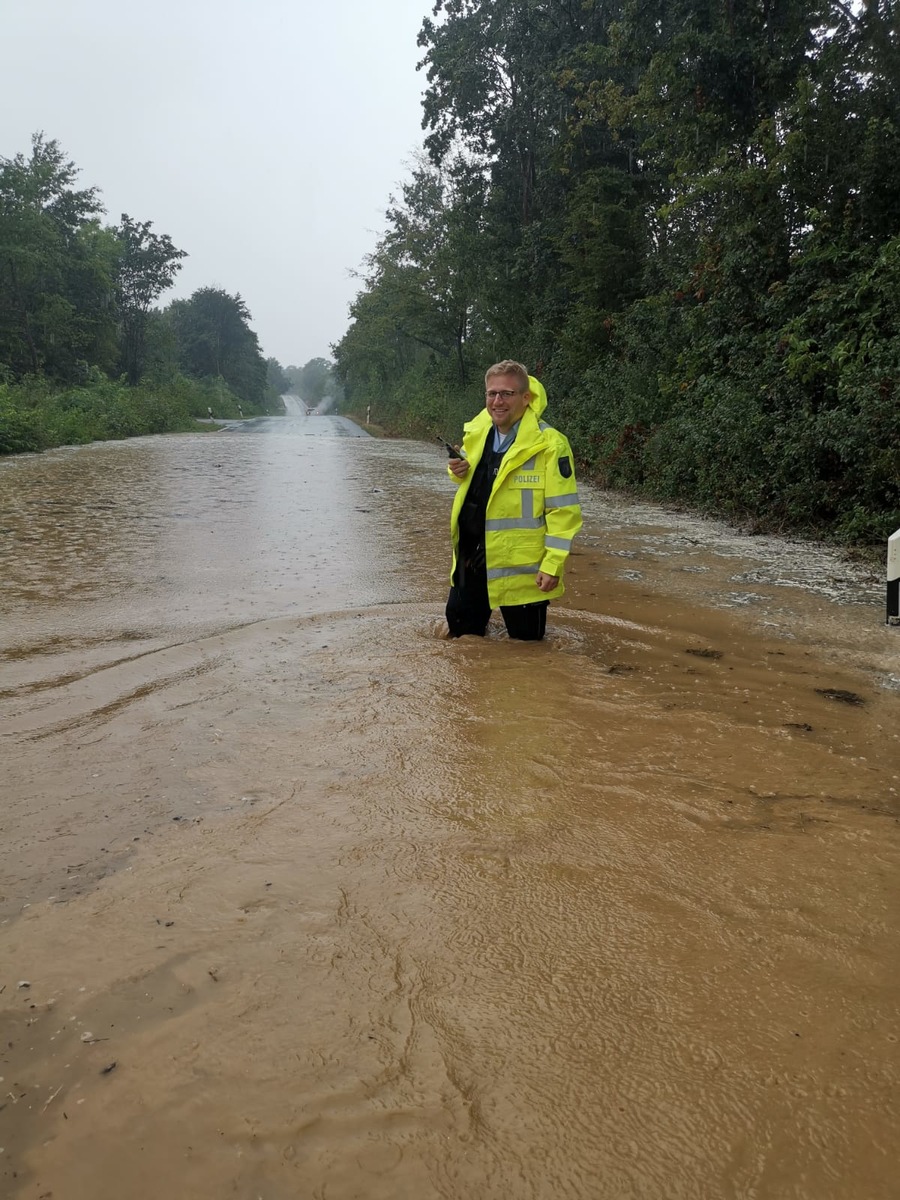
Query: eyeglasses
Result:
<box><xmin>485</xmin><ymin>389</ymin><xmax>522</xmax><ymax>400</ymax></box>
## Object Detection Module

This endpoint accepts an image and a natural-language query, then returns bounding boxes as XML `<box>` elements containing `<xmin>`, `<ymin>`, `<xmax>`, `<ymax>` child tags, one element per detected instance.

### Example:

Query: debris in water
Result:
<box><xmin>100</xmin><ymin>1062</ymin><xmax>117</xmax><ymax>1075</ymax></box>
<box><xmin>815</xmin><ymin>688</ymin><xmax>864</xmax><ymax>705</ymax></box>
<box><xmin>685</xmin><ymin>648</ymin><xmax>723</xmax><ymax>659</ymax></box>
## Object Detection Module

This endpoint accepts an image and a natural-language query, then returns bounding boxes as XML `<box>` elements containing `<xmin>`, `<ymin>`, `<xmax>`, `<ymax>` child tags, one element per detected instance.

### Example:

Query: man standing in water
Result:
<box><xmin>446</xmin><ymin>360</ymin><xmax>582</xmax><ymax>640</ymax></box>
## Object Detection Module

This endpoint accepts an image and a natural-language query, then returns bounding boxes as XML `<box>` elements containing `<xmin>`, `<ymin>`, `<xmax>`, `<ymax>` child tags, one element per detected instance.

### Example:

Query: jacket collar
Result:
<box><xmin>464</xmin><ymin>406</ymin><xmax>547</xmax><ymax>487</ymax></box>
<box><xmin>465</xmin><ymin>404</ymin><xmax>545</xmax><ymax>446</ymax></box>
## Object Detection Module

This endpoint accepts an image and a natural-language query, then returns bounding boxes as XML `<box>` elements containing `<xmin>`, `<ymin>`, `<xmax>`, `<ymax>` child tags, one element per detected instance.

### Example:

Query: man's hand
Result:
<box><xmin>536</xmin><ymin>571</ymin><xmax>559</xmax><ymax>593</ymax></box>
<box><xmin>449</xmin><ymin>457</ymin><xmax>469</xmax><ymax>478</ymax></box>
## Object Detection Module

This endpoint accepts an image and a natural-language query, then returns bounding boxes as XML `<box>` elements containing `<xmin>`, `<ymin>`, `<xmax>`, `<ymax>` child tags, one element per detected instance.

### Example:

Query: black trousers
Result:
<box><xmin>446</xmin><ymin>558</ymin><xmax>549</xmax><ymax>641</ymax></box>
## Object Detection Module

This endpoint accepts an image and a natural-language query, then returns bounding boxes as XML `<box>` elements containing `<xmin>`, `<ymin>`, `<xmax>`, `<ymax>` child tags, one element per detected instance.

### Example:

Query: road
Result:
<box><xmin>1</xmin><ymin>406</ymin><xmax>897</xmax><ymax>1199</ymax></box>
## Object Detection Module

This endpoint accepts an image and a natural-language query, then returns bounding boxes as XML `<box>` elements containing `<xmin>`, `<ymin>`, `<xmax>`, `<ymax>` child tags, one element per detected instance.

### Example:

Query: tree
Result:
<box><xmin>0</xmin><ymin>133</ymin><xmax>109</xmax><ymax>379</ymax></box>
<box><xmin>337</xmin><ymin>0</ymin><xmax>900</xmax><ymax>539</ymax></box>
<box><xmin>265</xmin><ymin>356</ymin><xmax>290</xmax><ymax>398</ymax></box>
<box><xmin>112</xmin><ymin>214</ymin><xmax>186</xmax><ymax>384</ymax></box>
<box><xmin>285</xmin><ymin>358</ymin><xmax>335</xmax><ymax>406</ymax></box>
<box><xmin>168</xmin><ymin>287</ymin><xmax>267</xmax><ymax>407</ymax></box>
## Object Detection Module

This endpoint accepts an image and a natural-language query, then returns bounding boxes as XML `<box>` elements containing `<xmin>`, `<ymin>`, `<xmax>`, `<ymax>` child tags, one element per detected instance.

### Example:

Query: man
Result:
<box><xmin>446</xmin><ymin>360</ymin><xmax>582</xmax><ymax>640</ymax></box>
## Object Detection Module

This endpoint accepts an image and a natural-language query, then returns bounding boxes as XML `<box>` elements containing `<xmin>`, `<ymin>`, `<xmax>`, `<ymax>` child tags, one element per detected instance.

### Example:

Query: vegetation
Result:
<box><xmin>0</xmin><ymin>134</ymin><xmax>288</xmax><ymax>454</ymax></box>
<box><xmin>283</xmin><ymin>358</ymin><xmax>343</xmax><ymax>409</ymax></box>
<box><xmin>333</xmin><ymin>0</ymin><xmax>900</xmax><ymax>544</ymax></box>
<box><xmin>0</xmin><ymin>373</ymin><xmax>201</xmax><ymax>454</ymax></box>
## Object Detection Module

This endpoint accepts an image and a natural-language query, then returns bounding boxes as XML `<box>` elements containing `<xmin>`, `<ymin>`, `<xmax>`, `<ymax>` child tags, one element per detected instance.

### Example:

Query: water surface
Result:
<box><xmin>1</xmin><ymin>410</ymin><xmax>897</xmax><ymax>1199</ymax></box>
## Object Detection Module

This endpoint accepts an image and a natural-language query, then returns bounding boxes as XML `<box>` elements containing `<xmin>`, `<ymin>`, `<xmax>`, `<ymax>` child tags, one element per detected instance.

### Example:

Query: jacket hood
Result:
<box><xmin>466</xmin><ymin>373</ymin><xmax>548</xmax><ymax>431</ymax></box>
<box><xmin>527</xmin><ymin>375</ymin><xmax>547</xmax><ymax>419</ymax></box>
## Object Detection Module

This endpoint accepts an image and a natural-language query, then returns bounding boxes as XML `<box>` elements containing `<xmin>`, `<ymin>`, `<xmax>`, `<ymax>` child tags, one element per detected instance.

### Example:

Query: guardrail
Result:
<box><xmin>888</xmin><ymin>528</ymin><xmax>900</xmax><ymax>625</ymax></box>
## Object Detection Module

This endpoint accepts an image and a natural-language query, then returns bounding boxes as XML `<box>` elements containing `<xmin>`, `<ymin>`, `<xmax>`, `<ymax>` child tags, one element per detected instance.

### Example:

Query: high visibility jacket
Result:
<box><xmin>449</xmin><ymin>377</ymin><xmax>582</xmax><ymax>608</ymax></box>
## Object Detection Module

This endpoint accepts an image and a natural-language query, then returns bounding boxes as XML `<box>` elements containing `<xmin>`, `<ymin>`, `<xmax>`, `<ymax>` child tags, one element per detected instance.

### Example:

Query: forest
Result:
<box><xmin>333</xmin><ymin>0</ymin><xmax>900</xmax><ymax>544</ymax></box>
<box><xmin>0</xmin><ymin>134</ymin><xmax>292</xmax><ymax>454</ymax></box>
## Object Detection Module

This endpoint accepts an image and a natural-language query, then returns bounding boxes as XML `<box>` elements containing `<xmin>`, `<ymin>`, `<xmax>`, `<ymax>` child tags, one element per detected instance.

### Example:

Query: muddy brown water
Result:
<box><xmin>1</xmin><ymin>412</ymin><xmax>898</xmax><ymax>1199</ymax></box>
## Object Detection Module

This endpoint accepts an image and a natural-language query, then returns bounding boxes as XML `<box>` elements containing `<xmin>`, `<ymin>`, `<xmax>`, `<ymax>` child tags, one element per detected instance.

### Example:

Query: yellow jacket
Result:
<box><xmin>449</xmin><ymin>377</ymin><xmax>582</xmax><ymax>607</ymax></box>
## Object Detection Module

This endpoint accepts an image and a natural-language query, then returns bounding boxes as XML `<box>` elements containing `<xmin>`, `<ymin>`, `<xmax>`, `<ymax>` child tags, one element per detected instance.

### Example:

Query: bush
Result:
<box><xmin>0</xmin><ymin>375</ymin><xmax>223</xmax><ymax>456</ymax></box>
<box><xmin>0</xmin><ymin>389</ymin><xmax>44</xmax><ymax>454</ymax></box>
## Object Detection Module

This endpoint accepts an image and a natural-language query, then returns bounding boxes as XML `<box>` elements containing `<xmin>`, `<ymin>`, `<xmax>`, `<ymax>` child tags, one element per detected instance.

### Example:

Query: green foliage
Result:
<box><xmin>0</xmin><ymin>134</ymin><xmax>112</xmax><ymax>379</ymax></box>
<box><xmin>112</xmin><ymin>214</ymin><xmax>187</xmax><ymax>384</ymax></box>
<box><xmin>285</xmin><ymin>357</ymin><xmax>339</xmax><ymax>406</ymax></box>
<box><xmin>0</xmin><ymin>373</ymin><xmax>223</xmax><ymax>455</ymax></box>
<box><xmin>166</xmin><ymin>288</ymin><xmax>268</xmax><ymax>409</ymax></box>
<box><xmin>335</xmin><ymin>0</ymin><xmax>900</xmax><ymax>546</ymax></box>
<box><xmin>0</xmin><ymin>388</ymin><xmax>43</xmax><ymax>454</ymax></box>
<box><xmin>265</xmin><ymin>356</ymin><xmax>290</xmax><ymax>408</ymax></box>
<box><xmin>0</xmin><ymin>133</ymin><xmax>277</xmax><ymax>448</ymax></box>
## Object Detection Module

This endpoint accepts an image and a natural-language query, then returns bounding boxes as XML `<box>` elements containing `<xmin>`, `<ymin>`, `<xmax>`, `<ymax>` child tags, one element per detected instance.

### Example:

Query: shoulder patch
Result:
<box><xmin>559</xmin><ymin>455</ymin><xmax>572</xmax><ymax>479</ymax></box>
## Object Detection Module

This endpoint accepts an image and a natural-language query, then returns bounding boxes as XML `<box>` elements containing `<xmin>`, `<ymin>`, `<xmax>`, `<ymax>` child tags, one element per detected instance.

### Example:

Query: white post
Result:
<box><xmin>888</xmin><ymin>528</ymin><xmax>900</xmax><ymax>625</ymax></box>
<box><xmin>366</xmin><ymin>405</ymin><xmax>371</xmax><ymax>426</ymax></box>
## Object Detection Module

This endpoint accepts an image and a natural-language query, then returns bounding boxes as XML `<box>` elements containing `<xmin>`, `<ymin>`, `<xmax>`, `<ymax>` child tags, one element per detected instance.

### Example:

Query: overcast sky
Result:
<box><xmin>1</xmin><ymin>0</ymin><xmax>432</xmax><ymax>367</ymax></box>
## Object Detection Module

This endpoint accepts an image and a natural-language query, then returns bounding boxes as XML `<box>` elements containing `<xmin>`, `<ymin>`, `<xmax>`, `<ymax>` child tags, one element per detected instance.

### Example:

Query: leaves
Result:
<box><xmin>112</xmin><ymin>214</ymin><xmax>187</xmax><ymax>384</ymax></box>
<box><xmin>338</xmin><ymin>0</ymin><xmax>900</xmax><ymax>542</ymax></box>
<box><xmin>167</xmin><ymin>288</ymin><xmax>267</xmax><ymax>408</ymax></box>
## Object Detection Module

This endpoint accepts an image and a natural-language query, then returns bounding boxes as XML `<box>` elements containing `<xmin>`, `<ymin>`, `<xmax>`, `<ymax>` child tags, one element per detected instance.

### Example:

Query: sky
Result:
<box><xmin>1</xmin><ymin>0</ymin><xmax>432</xmax><ymax>367</ymax></box>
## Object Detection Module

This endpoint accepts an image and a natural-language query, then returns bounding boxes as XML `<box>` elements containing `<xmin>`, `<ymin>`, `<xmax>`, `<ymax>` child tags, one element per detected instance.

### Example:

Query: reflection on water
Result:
<box><xmin>0</xmin><ymin>428</ymin><xmax>404</xmax><ymax>658</ymax></box>
<box><xmin>1</xmin><ymin>422</ymin><xmax>898</xmax><ymax>1200</ymax></box>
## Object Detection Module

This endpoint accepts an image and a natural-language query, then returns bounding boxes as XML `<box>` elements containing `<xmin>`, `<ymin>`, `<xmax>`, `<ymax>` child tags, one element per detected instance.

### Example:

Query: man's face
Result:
<box><xmin>485</xmin><ymin>373</ymin><xmax>530</xmax><ymax>434</ymax></box>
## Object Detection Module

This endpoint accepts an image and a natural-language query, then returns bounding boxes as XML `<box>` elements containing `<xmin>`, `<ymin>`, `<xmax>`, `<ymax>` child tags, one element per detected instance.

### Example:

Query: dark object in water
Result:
<box><xmin>685</xmin><ymin>648</ymin><xmax>723</xmax><ymax>659</ymax></box>
<box><xmin>815</xmin><ymin>688</ymin><xmax>865</xmax><ymax>706</ymax></box>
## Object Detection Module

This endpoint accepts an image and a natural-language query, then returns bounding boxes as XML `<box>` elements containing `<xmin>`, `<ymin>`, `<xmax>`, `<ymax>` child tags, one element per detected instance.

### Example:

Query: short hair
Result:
<box><xmin>485</xmin><ymin>360</ymin><xmax>529</xmax><ymax>391</ymax></box>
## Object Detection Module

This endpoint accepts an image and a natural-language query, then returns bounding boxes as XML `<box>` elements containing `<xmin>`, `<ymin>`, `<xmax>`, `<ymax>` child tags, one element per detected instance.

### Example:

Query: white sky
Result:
<box><xmin>1</xmin><ymin>0</ymin><xmax>431</xmax><ymax>366</ymax></box>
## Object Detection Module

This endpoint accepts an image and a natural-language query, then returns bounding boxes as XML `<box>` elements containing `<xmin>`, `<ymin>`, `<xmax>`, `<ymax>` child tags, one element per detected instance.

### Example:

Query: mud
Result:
<box><xmin>1</xmin><ymin>416</ymin><xmax>898</xmax><ymax>1199</ymax></box>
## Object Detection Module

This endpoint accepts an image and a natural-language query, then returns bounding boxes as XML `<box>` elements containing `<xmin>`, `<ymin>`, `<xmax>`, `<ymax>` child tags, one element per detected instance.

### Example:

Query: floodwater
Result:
<box><xmin>1</xmin><ymin>401</ymin><xmax>898</xmax><ymax>1200</ymax></box>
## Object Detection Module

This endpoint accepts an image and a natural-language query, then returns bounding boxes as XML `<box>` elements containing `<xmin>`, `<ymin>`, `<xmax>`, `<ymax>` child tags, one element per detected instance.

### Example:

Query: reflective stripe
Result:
<box><xmin>539</xmin><ymin>421</ymin><xmax>549</xmax><ymax>431</ymax></box>
<box><xmin>487</xmin><ymin>562</ymin><xmax>541</xmax><ymax>580</ymax></box>
<box><xmin>485</xmin><ymin>486</ymin><xmax>540</xmax><ymax>530</ymax></box>
<box><xmin>520</xmin><ymin>455</ymin><xmax>537</xmax><ymax>470</ymax></box>
<box><xmin>485</xmin><ymin>516</ymin><xmax>545</xmax><ymax>531</ymax></box>
<box><xmin>545</xmin><ymin>535</ymin><xmax>573</xmax><ymax>551</ymax></box>
<box><xmin>545</xmin><ymin>491</ymin><xmax>580</xmax><ymax>509</ymax></box>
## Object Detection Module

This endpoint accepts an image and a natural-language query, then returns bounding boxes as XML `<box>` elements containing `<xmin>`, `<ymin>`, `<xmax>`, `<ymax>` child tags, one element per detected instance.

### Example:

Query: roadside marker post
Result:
<box><xmin>888</xmin><ymin>528</ymin><xmax>900</xmax><ymax>625</ymax></box>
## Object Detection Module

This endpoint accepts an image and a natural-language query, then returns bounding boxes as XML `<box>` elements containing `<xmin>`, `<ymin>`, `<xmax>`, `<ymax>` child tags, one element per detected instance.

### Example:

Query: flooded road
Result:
<box><xmin>1</xmin><ymin>405</ymin><xmax>898</xmax><ymax>1199</ymax></box>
